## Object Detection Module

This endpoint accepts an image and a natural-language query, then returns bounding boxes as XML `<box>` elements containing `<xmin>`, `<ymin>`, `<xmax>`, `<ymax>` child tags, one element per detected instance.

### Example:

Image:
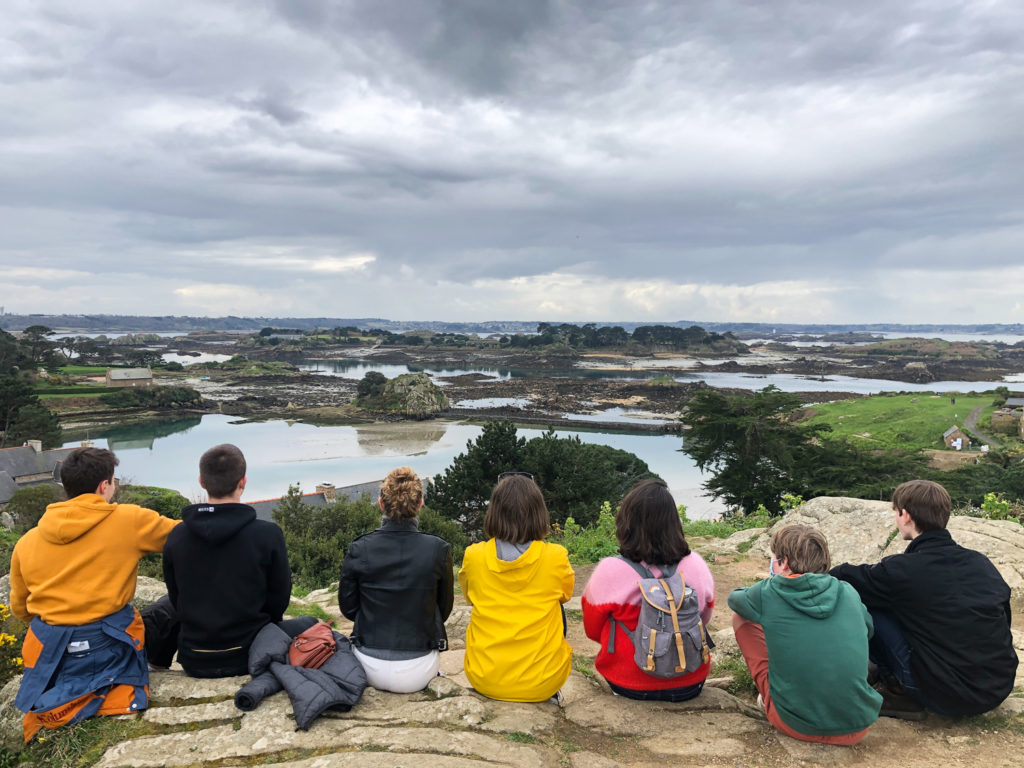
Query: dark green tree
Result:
<box><xmin>426</xmin><ymin>421</ymin><xmax>527</xmax><ymax>540</ymax></box>
<box><xmin>427</xmin><ymin>421</ymin><xmax>656</xmax><ymax>539</ymax></box>
<box><xmin>19</xmin><ymin>325</ymin><xmax>60</xmax><ymax>370</ymax></box>
<box><xmin>356</xmin><ymin>371</ymin><xmax>387</xmax><ymax>398</ymax></box>
<box><xmin>523</xmin><ymin>430</ymin><xmax>654</xmax><ymax>527</ymax></box>
<box><xmin>5</xmin><ymin>402</ymin><xmax>63</xmax><ymax>449</ymax></box>
<box><xmin>681</xmin><ymin>386</ymin><xmax>830</xmax><ymax>515</ymax></box>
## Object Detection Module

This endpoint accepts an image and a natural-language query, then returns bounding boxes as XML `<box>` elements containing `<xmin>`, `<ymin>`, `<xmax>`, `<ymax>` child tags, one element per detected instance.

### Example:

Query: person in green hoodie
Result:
<box><xmin>729</xmin><ymin>525</ymin><xmax>882</xmax><ymax>744</ymax></box>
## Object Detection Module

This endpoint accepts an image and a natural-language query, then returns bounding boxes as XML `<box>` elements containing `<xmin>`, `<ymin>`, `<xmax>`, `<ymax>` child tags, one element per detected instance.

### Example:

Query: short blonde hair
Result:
<box><xmin>380</xmin><ymin>466</ymin><xmax>422</xmax><ymax>520</ymax></box>
<box><xmin>770</xmin><ymin>525</ymin><xmax>830</xmax><ymax>574</ymax></box>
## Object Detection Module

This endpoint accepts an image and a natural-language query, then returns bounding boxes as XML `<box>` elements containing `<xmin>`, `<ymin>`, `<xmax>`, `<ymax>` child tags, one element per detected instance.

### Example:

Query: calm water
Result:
<box><xmin>63</xmin><ymin>415</ymin><xmax>724</xmax><ymax>519</ymax></box>
<box><xmin>301</xmin><ymin>359</ymin><xmax>1019</xmax><ymax>395</ymax></box>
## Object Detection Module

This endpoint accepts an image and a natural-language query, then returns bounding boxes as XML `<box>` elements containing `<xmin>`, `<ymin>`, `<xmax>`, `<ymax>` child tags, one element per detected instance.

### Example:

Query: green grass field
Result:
<box><xmin>803</xmin><ymin>393</ymin><xmax>997</xmax><ymax>451</ymax></box>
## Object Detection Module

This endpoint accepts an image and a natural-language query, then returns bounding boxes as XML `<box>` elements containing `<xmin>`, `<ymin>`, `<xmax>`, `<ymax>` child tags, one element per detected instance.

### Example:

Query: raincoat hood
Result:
<box><xmin>483</xmin><ymin>539</ymin><xmax>547</xmax><ymax>588</ymax></box>
<box><xmin>37</xmin><ymin>494</ymin><xmax>115</xmax><ymax>544</ymax></box>
<box><xmin>770</xmin><ymin>573</ymin><xmax>841</xmax><ymax>619</ymax></box>
<box><xmin>181</xmin><ymin>502</ymin><xmax>256</xmax><ymax>544</ymax></box>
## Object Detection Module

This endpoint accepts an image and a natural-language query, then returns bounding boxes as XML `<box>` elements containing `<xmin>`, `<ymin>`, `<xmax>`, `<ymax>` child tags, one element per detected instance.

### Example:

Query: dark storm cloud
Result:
<box><xmin>1</xmin><ymin>0</ymin><xmax>1023</xmax><ymax>320</ymax></box>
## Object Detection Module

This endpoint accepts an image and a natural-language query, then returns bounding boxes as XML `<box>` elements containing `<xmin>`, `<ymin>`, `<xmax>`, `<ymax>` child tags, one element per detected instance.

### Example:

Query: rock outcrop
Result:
<box><xmin>381</xmin><ymin>372</ymin><xmax>449</xmax><ymax>417</ymax></box>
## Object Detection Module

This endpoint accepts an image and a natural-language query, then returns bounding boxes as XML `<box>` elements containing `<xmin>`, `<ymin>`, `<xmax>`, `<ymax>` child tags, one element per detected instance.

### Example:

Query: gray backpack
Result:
<box><xmin>607</xmin><ymin>557</ymin><xmax>713</xmax><ymax>678</ymax></box>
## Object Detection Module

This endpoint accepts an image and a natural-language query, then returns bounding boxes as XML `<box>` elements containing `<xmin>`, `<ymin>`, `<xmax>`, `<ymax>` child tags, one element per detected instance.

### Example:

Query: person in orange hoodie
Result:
<box><xmin>9</xmin><ymin>447</ymin><xmax>179</xmax><ymax>740</ymax></box>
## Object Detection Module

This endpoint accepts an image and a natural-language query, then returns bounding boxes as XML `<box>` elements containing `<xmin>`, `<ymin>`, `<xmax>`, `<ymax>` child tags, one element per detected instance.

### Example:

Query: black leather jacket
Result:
<box><xmin>338</xmin><ymin>517</ymin><xmax>454</xmax><ymax>652</ymax></box>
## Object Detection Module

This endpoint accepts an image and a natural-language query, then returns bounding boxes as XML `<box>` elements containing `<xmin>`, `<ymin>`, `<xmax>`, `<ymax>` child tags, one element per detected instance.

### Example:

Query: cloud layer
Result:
<box><xmin>2</xmin><ymin>0</ymin><xmax>1022</xmax><ymax>322</ymax></box>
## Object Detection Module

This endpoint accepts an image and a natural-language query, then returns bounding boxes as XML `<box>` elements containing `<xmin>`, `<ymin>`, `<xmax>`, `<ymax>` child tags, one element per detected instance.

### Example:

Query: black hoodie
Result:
<box><xmin>164</xmin><ymin>503</ymin><xmax>291</xmax><ymax>677</ymax></box>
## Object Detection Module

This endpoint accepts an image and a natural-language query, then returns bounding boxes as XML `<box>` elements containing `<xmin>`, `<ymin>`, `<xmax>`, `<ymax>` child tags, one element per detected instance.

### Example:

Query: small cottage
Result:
<box><xmin>942</xmin><ymin>425</ymin><xmax>971</xmax><ymax>451</ymax></box>
<box><xmin>106</xmin><ymin>368</ymin><xmax>153</xmax><ymax>388</ymax></box>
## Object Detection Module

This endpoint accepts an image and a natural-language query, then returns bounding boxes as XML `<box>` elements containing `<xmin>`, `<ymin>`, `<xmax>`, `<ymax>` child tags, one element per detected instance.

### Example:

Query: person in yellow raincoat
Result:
<box><xmin>458</xmin><ymin>473</ymin><xmax>574</xmax><ymax>702</ymax></box>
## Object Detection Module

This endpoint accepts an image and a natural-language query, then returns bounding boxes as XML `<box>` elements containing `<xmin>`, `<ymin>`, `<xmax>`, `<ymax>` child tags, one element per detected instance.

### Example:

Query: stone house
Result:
<box><xmin>0</xmin><ymin>441</ymin><xmax>76</xmax><ymax>506</ymax></box>
<box><xmin>105</xmin><ymin>368</ymin><xmax>153</xmax><ymax>387</ymax></box>
<box><xmin>248</xmin><ymin>479</ymin><xmax>429</xmax><ymax>523</ymax></box>
<box><xmin>942</xmin><ymin>425</ymin><xmax>971</xmax><ymax>451</ymax></box>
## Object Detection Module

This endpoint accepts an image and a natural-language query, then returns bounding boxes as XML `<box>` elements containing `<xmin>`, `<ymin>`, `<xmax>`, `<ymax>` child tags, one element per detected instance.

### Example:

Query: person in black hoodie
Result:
<box><xmin>146</xmin><ymin>444</ymin><xmax>291</xmax><ymax>677</ymax></box>
<box><xmin>831</xmin><ymin>479</ymin><xmax>1017</xmax><ymax>719</ymax></box>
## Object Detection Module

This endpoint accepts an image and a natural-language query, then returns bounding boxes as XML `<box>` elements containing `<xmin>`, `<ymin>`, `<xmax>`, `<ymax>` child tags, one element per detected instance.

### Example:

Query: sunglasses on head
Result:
<box><xmin>497</xmin><ymin>471</ymin><xmax>534</xmax><ymax>481</ymax></box>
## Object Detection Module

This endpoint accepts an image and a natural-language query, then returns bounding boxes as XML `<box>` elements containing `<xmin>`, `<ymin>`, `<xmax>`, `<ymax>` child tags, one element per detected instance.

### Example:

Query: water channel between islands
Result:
<box><xmin>66</xmin><ymin>356</ymin><xmax>1024</xmax><ymax>521</ymax></box>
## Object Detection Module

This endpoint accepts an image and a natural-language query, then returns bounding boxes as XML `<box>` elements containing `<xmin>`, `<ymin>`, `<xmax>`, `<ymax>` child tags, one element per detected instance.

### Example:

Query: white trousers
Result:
<box><xmin>353</xmin><ymin>648</ymin><xmax>440</xmax><ymax>693</ymax></box>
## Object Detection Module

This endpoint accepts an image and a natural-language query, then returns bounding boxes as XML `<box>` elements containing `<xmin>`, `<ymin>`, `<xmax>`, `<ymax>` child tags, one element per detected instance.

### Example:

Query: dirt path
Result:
<box><xmin>964</xmin><ymin>404</ymin><xmax>1002</xmax><ymax>448</ymax></box>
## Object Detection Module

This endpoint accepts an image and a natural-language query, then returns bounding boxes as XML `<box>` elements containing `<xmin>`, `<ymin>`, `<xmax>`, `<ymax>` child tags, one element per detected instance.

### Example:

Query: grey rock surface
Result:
<box><xmin>748</xmin><ymin>496</ymin><xmax>895</xmax><ymax>565</ymax></box>
<box><xmin>0</xmin><ymin>677</ymin><xmax>22</xmax><ymax>753</ymax></box>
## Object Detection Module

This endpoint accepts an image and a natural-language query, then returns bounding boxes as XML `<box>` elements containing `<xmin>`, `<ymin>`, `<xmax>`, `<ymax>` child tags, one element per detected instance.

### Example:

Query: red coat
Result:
<box><xmin>582</xmin><ymin>554</ymin><xmax>715</xmax><ymax>692</ymax></box>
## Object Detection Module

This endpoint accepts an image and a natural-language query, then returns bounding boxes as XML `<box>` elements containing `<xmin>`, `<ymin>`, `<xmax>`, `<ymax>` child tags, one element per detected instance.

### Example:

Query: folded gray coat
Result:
<box><xmin>234</xmin><ymin>619</ymin><xmax>368</xmax><ymax>730</ymax></box>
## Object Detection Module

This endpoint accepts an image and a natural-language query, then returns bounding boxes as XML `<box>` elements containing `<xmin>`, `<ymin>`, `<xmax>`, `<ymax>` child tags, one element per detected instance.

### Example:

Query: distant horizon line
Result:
<box><xmin>3</xmin><ymin>311</ymin><xmax>1024</xmax><ymax>332</ymax></box>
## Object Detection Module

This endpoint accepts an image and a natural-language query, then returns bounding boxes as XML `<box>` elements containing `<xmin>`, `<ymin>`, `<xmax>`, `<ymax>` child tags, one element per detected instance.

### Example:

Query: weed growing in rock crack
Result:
<box><xmin>572</xmin><ymin>653</ymin><xmax>596</xmax><ymax>680</ymax></box>
<box><xmin>20</xmin><ymin>716</ymin><xmax>148</xmax><ymax>767</ymax></box>
<box><xmin>710</xmin><ymin>656</ymin><xmax>758</xmax><ymax>699</ymax></box>
<box><xmin>506</xmin><ymin>732</ymin><xmax>538</xmax><ymax>744</ymax></box>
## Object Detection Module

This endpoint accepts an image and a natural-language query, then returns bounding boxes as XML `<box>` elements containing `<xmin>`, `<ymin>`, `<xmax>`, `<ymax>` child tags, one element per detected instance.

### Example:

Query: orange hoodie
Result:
<box><xmin>9</xmin><ymin>494</ymin><xmax>179</xmax><ymax>625</ymax></box>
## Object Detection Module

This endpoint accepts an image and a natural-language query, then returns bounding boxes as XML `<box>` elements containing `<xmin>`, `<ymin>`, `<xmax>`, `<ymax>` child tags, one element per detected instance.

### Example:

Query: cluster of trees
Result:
<box><xmin>426</xmin><ymin>421</ymin><xmax>655</xmax><ymax>539</ymax></box>
<box><xmin>503</xmin><ymin>323</ymin><xmax>747</xmax><ymax>354</ymax></box>
<box><xmin>272</xmin><ymin>485</ymin><xmax>467</xmax><ymax>589</ymax></box>
<box><xmin>0</xmin><ymin>329</ymin><xmax>62</xmax><ymax>448</ymax></box>
<box><xmin>682</xmin><ymin>385</ymin><xmax>1024</xmax><ymax>516</ymax></box>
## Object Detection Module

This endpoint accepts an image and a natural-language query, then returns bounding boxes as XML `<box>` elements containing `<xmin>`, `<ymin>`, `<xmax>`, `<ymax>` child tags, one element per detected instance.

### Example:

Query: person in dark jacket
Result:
<box><xmin>338</xmin><ymin>466</ymin><xmax>454</xmax><ymax>693</ymax></box>
<box><xmin>147</xmin><ymin>444</ymin><xmax>291</xmax><ymax>677</ymax></box>
<box><xmin>831</xmin><ymin>479</ymin><xmax>1018</xmax><ymax>719</ymax></box>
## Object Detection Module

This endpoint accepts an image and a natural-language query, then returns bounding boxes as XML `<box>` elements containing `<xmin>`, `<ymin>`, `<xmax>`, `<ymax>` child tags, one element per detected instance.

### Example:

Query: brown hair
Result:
<box><xmin>60</xmin><ymin>447</ymin><xmax>118</xmax><ymax>498</ymax></box>
<box><xmin>616</xmin><ymin>479</ymin><xmax>690</xmax><ymax>565</ymax></box>
<box><xmin>483</xmin><ymin>474</ymin><xmax>549</xmax><ymax>544</ymax></box>
<box><xmin>199</xmin><ymin>444</ymin><xmax>247</xmax><ymax>498</ymax></box>
<box><xmin>380</xmin><ymin>466</ymin><xmax>423</xmax><ymax>520</ymax></box>
<box><xmin>891</xmin><ymin>479</ymin><xmax>950</xmax><ymax>533</ymax></box>
<box><xmin>770</xmin><ymin>525</ymin><xmax>830</xmax><ymax>574</ymax></box>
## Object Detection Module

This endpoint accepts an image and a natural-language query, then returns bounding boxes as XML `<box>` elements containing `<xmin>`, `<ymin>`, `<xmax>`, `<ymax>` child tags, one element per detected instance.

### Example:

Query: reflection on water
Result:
<box><xmin>162</xmin><ymin>352</ymin><xmax>233</xmax><ymax>365</ymax></box>
<box><xmin>61</xmin><ymin>414</ymin><xmax>725</xmax><ymax>519</ymax></box>
<box><xmin>354</xmin><ymin>421</ymin><xmax>449</xmax><ymax>455</ymax></box>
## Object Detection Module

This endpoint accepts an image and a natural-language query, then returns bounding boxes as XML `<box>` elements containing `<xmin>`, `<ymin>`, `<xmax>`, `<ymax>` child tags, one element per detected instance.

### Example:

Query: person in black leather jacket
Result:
<box><xmin>338</xmin><ymin>466</ymin><xmax>454</xmax><ymax>692</ymax></box>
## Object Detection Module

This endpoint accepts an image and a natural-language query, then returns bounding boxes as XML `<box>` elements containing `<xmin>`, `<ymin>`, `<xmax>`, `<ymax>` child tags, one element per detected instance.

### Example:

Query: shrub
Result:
<box><xmin>5</xmin><ymin>484</ymin><xmax>64</xmax><ymax>531</ymax></box>
<box><xmin>113</xmin><ymin>484</ymin><xmax>189</xmax><ymax>519</ymax></box>
<box><xmin>0</xmin><ymin>530</ymin><xmax>17</xmax><ymax>577</ymax></box>
<box><xmin>0</xmin><ymin>602</ymin><xmax>26</xmax><ymax>686</ymax></box>
<box><xmin>556</xmin><ymin>501</ymin><xmax>619</xmax><ymax>564</ymax></box>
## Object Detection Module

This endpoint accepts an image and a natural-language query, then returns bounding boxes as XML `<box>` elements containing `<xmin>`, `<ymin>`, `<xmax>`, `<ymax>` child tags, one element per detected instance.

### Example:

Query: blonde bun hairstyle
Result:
<box><xmin>380</xmin><ymin>466</ymin><xmax>423</xmax><ymax>520</ymax></box>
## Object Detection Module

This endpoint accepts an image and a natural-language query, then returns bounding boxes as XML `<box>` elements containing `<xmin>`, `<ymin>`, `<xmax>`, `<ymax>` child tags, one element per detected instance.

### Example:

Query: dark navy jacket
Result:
<box><xmin>16</xmin><ymin>605</ymin><xmax>148</xmax><ymax>725</ymax></box>
<box><xmin>832</xmin><ymin>529</ymin><xmax>1018</xmax><ymax>715</ymax></box>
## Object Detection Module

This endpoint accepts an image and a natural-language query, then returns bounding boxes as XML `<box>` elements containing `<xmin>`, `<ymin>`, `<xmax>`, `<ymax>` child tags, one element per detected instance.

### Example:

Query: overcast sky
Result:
<box><xmin>2</xmin><ymin>0</ymin><xmax>1022</xmax><ymax>324</ymax></box>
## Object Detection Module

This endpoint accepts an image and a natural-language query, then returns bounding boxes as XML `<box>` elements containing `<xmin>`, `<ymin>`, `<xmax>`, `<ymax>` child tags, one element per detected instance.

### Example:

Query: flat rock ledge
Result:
<box><xmin>1</xmin><ymin>643</ymin><xmax>1016</xmax><ymax>768</ymax></box>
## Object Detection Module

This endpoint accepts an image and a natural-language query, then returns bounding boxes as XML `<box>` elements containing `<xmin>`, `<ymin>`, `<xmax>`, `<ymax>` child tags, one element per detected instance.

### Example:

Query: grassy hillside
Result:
<box><xmin>803</xmin><ymin>393</ymin><xmax>997</xmax><ymax>451</ymax></box>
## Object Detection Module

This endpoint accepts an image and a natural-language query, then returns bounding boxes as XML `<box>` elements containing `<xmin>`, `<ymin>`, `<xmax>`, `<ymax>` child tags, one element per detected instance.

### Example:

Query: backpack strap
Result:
<box><xmin>616</xmin><ymin>556</ymin><xmax>680</xmax><ymax>580</ymax></box>
<box><xmin>607</xmin><ymin>618</ymin><xmax>630</xmax><ymax>654</ymax></box>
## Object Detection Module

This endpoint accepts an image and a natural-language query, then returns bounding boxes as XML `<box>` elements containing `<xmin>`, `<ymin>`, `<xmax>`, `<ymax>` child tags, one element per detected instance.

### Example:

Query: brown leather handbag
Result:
<box><xmin>288</xmin><ymin>621</ymin><xmax>336</xmax><ymax>669</ymax></box>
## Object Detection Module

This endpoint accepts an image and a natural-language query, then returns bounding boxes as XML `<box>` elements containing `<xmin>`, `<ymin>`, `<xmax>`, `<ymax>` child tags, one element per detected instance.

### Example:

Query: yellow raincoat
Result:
<box><xmin>458</xmin><ymin>539</ymin><xmax>574</xmax><ymax>702</ymax></box>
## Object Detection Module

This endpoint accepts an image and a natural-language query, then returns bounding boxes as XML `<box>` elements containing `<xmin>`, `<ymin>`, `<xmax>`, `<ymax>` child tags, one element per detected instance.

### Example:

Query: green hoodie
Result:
<box><xmin>729</xmin><ymin>574</ymin><xmax>882</xmax><ymax>736</ymax></box>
